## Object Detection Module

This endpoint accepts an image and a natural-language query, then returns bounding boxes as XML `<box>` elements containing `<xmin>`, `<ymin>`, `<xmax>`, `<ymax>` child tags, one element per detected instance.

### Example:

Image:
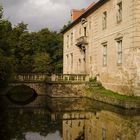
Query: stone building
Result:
<box><xmin>62</xmin><ymin>0</ymin><xmax>140</xmax><ymax>96</ymax></box>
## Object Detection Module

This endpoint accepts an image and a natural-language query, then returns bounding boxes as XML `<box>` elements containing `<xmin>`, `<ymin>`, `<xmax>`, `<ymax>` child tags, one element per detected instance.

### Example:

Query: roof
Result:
<box><xmin>62</xmin><ymin>0</ymin><xmax>109</xmax><ymax>34</ymax></box>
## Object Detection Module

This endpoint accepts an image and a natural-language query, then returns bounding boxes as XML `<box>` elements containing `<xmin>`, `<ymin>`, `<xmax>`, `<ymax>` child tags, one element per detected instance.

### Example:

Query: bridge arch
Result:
<box><xmin>9</xmin><ymin>82</ymin><xmax>47</xmax><ymax>95</ymax></box>
<box><xmin>6</xmin><ymin>85</ymin><xmax>38</xmax><ymax>105</ymax></box>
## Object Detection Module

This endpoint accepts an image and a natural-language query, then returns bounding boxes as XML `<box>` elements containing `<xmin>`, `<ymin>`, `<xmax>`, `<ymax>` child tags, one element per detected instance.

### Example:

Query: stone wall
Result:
<box><xmin>10</xmin><ymin>82</ymin><xmax>48</xmax><ymax>95</ymax></box>
<box><xmin>63</xmin><ymin>0</ymin><xmax>140</xmax><ymax>96</ymax></box>
<box><xmin>45</xmin><ymin>82</ymin><xmax>86</xmax><ymax>98</ymax></box>
<box><xmin>87</xmin><ymin>92</ymin><xmax>140</xmax><ymax>109</ymax></box>
<box><xmin>9</xmin><ymin>81</ymin><xmax>140</xmax><ymax>109</ymax></box>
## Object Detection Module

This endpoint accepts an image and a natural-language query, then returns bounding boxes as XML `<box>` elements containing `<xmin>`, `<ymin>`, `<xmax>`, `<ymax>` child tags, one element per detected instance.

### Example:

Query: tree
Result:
<box><xmin>15</xmin><ymin>32</ymin><xmax>35</xmax><ymax>73</ymax></box>
<box><xmin>0</xmin><ymin>5</ymin><xmax>15</xmax><ymax>88</ymax></box>
<box><xmin>0</xmin><ymin>5</ymin><xmax>3</xmax><ymax>19</ymax></box>
<box><xmin>37</xmin><ymin>28</ymin><xmax>63</xmax><ymax>74</ymax></box>
<box><xmin>0</xmin><ymin>4</ymin><xmax>63</xmax><ymax>88</ymax></box>
<box><xmin>33</xmin><ymin>53</ymin><xmax>51</xmax><ymax>74</ymax></box>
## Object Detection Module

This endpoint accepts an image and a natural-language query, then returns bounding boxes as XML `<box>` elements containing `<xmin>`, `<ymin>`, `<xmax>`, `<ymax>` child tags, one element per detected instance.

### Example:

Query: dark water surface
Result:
<box><xmin>0</xmin><ymin>93</ymin><xmax>140</xmax><ymax>140</ymax></box>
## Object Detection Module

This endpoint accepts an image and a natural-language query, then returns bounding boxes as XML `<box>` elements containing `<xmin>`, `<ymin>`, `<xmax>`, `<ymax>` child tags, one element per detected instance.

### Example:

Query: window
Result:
<box><xmin>90</xmin><ymin>56</ymin><xmax>92</xmax><ymax>64</ymax></box>
<box><xmin>66</xmin><ymin>54</ymin><xmax>69</xmax><ymax>73</ymax></box>
<box><xmin>71</xmin><ymin>53</ymin><xmax>73</xmax><ymax>69</ymax></box>
<box><xmin>116</xmin><ymin>135</ymin><xmax>121</xmax><ymax>140</ymax></box>
<box><xmin>103</xmin><ymin>43</ymin><xmax>107</xmax><ymax>66</ymax></box>
<box><xmin>89</xmin><ymin>20</ymin><xmax>92</xmax><ymax>29</ymax></box>
<box><xmin>102</xmin><ymin>128</ymin><xmax>106</xmax><ymax>140</ymax></box>
<box><xmin>78</xmin><ymin>59</ymin><xmax>81</xmax><ymax>72</ymax></box>
<box><xmin>66</xmin><ymin>54</ymin><xmax>69</xmax><ymax>64</ymax></box>
<box><xmin>117</xmin><ymin>40</ymin><xmax>122</xmax><ymax>64</ymax></box>
<box><xmin>117</xmin><ymin>2</ymin><xmax>122</xmax><ymax>23</ymax></box>
<box><xmin>79</xmin><ymin>27</ymin><xmax>81</xmax><ymax>36</ymax></box>
<box><xmin>71</xmin><ymin>32</ymin><xmax>73</xmax><ymax>45</ymax></box>
<box><xmin>84</xmin><ymin>27</ymin><xmax>87</xmax><ymax>36</ymax></box>
<box><xmin>67</xmin><ymin>35</ymin><xmax>69</xmax><ymax>48</ymax></box>
<box><xmin>102</xmin><ymin>11</ymin><xmax>107</xmax><ymax>29</ymax></box>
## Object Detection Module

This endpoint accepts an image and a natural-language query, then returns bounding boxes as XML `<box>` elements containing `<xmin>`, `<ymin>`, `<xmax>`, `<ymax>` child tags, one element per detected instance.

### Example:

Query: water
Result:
<box><xmin>0</xmin><ymin>95</ymin><xmax>140</xmax><ymax>140</ymax></box>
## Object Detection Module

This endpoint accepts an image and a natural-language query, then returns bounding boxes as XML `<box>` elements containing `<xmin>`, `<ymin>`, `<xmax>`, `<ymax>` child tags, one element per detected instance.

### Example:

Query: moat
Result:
<box><xmin>0</xmin><ymin>91</ymin><xmax>140</xmax><ymax>140</ymax></box>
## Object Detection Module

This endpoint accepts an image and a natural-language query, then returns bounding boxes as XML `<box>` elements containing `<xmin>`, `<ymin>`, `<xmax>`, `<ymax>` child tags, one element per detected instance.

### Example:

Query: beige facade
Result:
<box><xmin>63</xmin><ymin>0</ymin><xmax>140</xmax><ymax>96</ymax></box>
<box><xmin>62</xmin><ymin>111</ymin><xmax>140</xmax><ymax>140</ymax></box>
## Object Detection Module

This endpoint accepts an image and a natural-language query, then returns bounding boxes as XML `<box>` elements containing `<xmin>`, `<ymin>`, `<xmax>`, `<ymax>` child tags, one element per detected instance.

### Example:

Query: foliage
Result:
<box><xmin>0</xmin><ymin>5</ymin><xmax>63</xmax><ymax>88</ymax></box>
<box><xmin>0</xmin><ymin>5</ymin><xmax>3</xmax><ymax>19</ymax></box>
<box><xmin>60</xmin><ymin>20</ymin><xmax>72</xmax><ymax>32</ymax></box>
<box><xmin>0</xmin><ymin>55</ymin><xmax>14</xmax><ymax>87</ymax></box>
<box><xmin>33</xmin><ymin>53</ymin><xmax>51</xmax><ymax>73</ymax></box>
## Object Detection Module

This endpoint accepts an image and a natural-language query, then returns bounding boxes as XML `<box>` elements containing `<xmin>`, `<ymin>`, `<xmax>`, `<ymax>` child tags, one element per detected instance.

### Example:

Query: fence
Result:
<box><xmin>14</xmin><ymin>74</ymin><xmax>89</xmax><ymax>82</ymax></box>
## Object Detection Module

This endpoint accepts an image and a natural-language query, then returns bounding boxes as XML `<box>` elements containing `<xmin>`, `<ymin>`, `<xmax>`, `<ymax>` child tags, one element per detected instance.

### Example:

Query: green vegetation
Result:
<box><xmin>88</xmin><ymin>84</ymin><xmax>140</xmax><ymax>101</ymax></box>
<box><xmin>0</xmin><ymin>5</ymin><xmax>63</xmax><ymax>89</ymax></box>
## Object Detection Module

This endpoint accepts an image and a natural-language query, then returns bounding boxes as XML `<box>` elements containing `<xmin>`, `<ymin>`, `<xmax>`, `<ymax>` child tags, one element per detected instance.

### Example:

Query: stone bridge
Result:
<box><xmin>10</xmin><ymin>82</ymin><xmax>47</xmax><ymax>95</ymax></box>
<box><xmin>10</xmin><ymin>74</ymin><xmax>89</xmax><ymax>97</ymax></box>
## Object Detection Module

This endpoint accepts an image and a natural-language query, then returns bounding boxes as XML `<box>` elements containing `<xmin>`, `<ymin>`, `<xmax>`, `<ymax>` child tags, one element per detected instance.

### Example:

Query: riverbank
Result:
<box><xmin>6</xmin><ymin>80</ymin><xmax>140</xmax><ymax>109</ymax></box>
<box><xmin>45</xmin><ymin>81</ymin><xmax>140</xmax><ymax>109</ymax></box>
<box><xmin>86</xmin><ymin>85</ymin><xmax>140</xmax><ymax>109</ymax></box>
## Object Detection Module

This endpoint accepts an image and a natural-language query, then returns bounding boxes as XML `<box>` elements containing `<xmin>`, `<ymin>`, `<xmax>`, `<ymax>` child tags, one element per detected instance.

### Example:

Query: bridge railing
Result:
<box><xmin>14</xmin><ymin>74</ymin><xmax>89</xmax><ymax>82</ymax></box>
<box><xmin>51</xmin><ymin>74</ymin><xmax>89</xmax><ymax>82</ymax></box>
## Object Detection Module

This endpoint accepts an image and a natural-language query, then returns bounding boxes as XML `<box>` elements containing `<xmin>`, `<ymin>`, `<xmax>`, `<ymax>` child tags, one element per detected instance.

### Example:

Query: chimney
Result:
<box><xmin>70</xmin><ymin>2</ymin><xmax>96</xmax><ymax>22</ymax></box>
<box><xmin>71</xmin><ymin>9</ymin><xmax>85</xmax><ymax>21</ymax></box>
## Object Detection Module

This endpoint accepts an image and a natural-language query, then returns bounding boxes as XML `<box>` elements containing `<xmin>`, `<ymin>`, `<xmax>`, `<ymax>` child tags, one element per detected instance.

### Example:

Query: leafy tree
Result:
<box><xmin>33</xmin><ymin>53</ymin><xmax>51</xmax><ymax>74</ymax></box>
<box><xmin>15</xmin><ymin>32</ymin><xmax>35</xmax><ymax>73</ymax></box>
<box><xmin>0</xmin><ymin>55</ymin><xmax>14</xmax><ymax>88</ymax></box>
<box><xmin>0</xmin><ymin>4</ymin><xmax>63</xmax><ymax>89</ymax></box>
<box><xmin>0</xmin><ymin>5</ymin><xmax>3</xmax><ymax>19</ymax></box>
<box><xmin>37</xmin><ymin>28</ymin><xmax>63</xmax><ymax>74</ymax></box>
<box><xmin>0</xmin><ymin>20</ymin><xmax>12</xmax><ymax>56</ymax></box>
<box><xmin>0</xmin><ymin>5</ymin><xmax>15</xmax><ymax>88</ymax></box>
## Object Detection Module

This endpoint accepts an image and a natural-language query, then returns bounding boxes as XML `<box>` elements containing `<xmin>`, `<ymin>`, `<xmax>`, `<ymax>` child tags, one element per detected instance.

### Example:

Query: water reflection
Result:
<box><xmin>63</xmin><ymin>111</ymin><xmax>140</xmax><ymax>140</ymax></box>
<box><xmin>0</xmin><ymin>95</ymin><xmax>140</xmax><ymax>140</ymax></box>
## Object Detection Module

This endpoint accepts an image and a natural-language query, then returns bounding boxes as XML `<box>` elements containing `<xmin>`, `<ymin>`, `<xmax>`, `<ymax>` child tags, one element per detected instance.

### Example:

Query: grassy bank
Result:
<box><xmin>87</xmin><ymin>84</ymin><xmax>140</xmax><ymax>102</ymax></box>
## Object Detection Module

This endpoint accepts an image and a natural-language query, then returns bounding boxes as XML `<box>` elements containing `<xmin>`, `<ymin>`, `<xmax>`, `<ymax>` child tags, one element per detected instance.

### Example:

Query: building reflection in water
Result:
<box><xmin>62</xmin><ymin>111</ymin><xmax>140</xmax><ymax>140</ymax></box>
<box><xmin>0</xmin><ymin>95</ymin><xmax>140</xmax><ymax>140</ymax></box>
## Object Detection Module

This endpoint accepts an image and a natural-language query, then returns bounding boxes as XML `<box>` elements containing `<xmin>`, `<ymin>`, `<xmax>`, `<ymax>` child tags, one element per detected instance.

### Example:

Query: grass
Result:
<box><xmin>88</xmin><ymin>86</ymin><xmax>140</xmax><ymax>101</ymax></box>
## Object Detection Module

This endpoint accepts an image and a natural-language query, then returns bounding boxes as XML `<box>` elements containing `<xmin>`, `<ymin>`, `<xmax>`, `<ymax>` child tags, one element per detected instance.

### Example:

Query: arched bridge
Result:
<box><xmin>10</xmin><ymin>74</ymin><xmax>89</xmax><ymax>97</ymax></box>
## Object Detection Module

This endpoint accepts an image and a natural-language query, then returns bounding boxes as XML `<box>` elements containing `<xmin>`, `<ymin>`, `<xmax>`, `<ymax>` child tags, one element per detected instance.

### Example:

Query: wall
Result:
<box><xmin>63</xmin><ymin>0</ymin><xmax>140</xmax><ymax>96</ymax></box>
<box><xmin>133</xmin><ymin>0</ymin><xmax>140</xmax><ymax>95</ymax></box>
<box><xmin>45</xmin><ymin>82</ymin><xmax>86</xmax><ymax>97</ymax></box>
<box><xmin>10</xmin><ymin>82</ymin><xmax>87</xmax><ymax>97</ymax></box>
<box><xmin>10</xmin><ymin>82</ymin><xmax>48</xmax><ymax>95</ymax></box>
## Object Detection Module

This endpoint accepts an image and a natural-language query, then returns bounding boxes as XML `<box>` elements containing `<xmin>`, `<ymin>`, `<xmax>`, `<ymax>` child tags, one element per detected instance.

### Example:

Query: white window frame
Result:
<box><xmin>103</xmin><ymin>43</ymin><xmax>107</xmax><ymax>66</ymax></box>
<box><xmin>117</xmin><ymin>39</ymin><xmax>122</xmax><ymax>65</ymax></box>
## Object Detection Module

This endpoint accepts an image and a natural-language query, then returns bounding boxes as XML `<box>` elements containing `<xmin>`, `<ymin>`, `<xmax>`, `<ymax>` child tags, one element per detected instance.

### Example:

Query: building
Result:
<box><xmin>62</xmin><ymin>0</ymin><xmax>140</xmax><ymax>96</ymax></box>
